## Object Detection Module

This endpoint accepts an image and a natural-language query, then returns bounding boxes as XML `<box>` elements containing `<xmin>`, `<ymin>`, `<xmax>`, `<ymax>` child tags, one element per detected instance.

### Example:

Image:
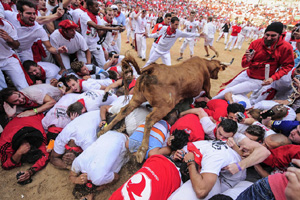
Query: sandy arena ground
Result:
<box><xmin>0</xmin><ymin>30</ymin><xmax>249</xmax><ymax>200</ymax></box>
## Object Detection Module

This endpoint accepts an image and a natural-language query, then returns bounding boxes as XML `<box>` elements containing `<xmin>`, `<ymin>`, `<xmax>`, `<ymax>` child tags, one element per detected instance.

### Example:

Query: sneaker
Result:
<box><xmin>205</xmin><ymin>54</ymin><xmax>210</xmax><ymax>57</ymax></box>
<box><xmin>224</xmin><ymin>47</ymin><xmax>227</xmax><ymax>50</ymax></box>
<box><xmin>142</xmin><ymin>58</ymin><xmax>146</xmax><ymax>61</ymax></box>
<box><xmin>177</xmin><ymin>57</ymin><xmax>183</xmax><ymax>61</ymax></box>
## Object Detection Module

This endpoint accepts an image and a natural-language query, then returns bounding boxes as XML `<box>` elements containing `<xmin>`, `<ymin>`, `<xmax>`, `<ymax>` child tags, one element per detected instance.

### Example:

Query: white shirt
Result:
<box><xmin>4</xmin><ymin>11</ymin><xmax>48</xmax><ymax>52</ymax></box>
<box><xmin>203</xmin><ymin>21</ymin><xmax>216</xmax><ymax>39</ymax></box>
<box><xmin>53</xmin><ymin>110</ymin><xmax>100</xmax><ymax>154</ymax></box>
<box><xmin>135</xmin><ymin>16</ymin><xmax>147</xmax><ymax>34</ymax></box>
<box><xmin>42</xmin><ymin>93</ymin><xmax>80</xmax><ymax>129</ymax></box>
<box><xmin>80</xmin><ymin>12</ymin><xmax>102</xmax><ymax>50</ymax></box>
<box><xmin>38</xmin><ymin>61</ymin><xmax>60</xmax><ymax>83</ymax></box>
<box><xmin>149</xmin><ymin>26</ymin><xmax>200</xmax><ymax>54</ymax></box>
<box><xmin>183</xmin><ymin>20</ymin><xmax>199</xmax><ymax>41</ymax></box>
<box><xmin>100</xmin><ymin>18</ymin><xmax>118</xmax><ymax>50</ymax></box>
<box><xmin>0</xmin><ymin>18</ymin><xmax>17</xmax><ymax>59</ymax></box>
<box><xmin>70</xmin><ymin>8</ymin><xmax>85</xmax><ymax>25</ymax></box>
<box><xmin>50</xmin><ymin>29</ymin><xmax>89</xmax><ymax>54</ymax></box>
<box><xmin>71</xmin><ymin>130</ymin><xmax>128</xmax><ymax>186</ymax></box>
<box><xmin>77</xmin><ymin>89</ymin><xmax>117</xmax><ymax>112</ymax></box>
<box><xmin>0</xmin><ymin>2</ymin><xmax>4</xmax><ymax>18</ymax></box>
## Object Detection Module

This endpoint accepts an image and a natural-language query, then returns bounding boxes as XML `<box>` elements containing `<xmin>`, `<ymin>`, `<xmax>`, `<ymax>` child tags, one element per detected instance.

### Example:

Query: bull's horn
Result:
<box><xmin>220</xmin><ymin>58</ymin><xmax>235</xmax><ymax>66</ymax></box>
<box><xmin>210</xmin><ymin>55</ymin><xmax>216</xmax><ymax>60</ymax></box>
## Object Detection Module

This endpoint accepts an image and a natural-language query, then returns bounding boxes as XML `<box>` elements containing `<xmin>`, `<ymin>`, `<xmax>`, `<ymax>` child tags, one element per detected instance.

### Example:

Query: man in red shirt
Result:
<box><xmin>214</xmin><ymin>22</ymin><xmax>294</xmax><ymax>100</ymax></box>
<box><xmin>225</xmin><ymin>22</ymin><xmax>241</xmax><ymax>51</ymax></box>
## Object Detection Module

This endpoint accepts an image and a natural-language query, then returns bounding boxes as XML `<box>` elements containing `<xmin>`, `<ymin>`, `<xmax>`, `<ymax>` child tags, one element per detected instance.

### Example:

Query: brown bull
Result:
<box><xmin>98</xmin><ymin>55</ymin><xmax>233</xmax><ymax>163</ymax></box>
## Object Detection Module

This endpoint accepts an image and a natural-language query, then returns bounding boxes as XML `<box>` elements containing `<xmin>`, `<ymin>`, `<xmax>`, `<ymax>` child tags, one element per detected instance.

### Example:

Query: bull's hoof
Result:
<box><xmin>97</xmin><ymin>129</ymin><xmax>106</xmax><ymax>137</ymax></box>
<box><xmin>136</xmin><ymin>146</ymin><xmax>147</xmax><ymax>163</ymax></box>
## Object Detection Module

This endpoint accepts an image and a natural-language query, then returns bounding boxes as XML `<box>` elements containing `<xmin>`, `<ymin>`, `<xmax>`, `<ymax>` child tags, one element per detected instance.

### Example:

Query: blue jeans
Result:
<box><xmin>236</xmin><ymin>177</ymin><xmax>275</xmax><ymax>200</ymax></box>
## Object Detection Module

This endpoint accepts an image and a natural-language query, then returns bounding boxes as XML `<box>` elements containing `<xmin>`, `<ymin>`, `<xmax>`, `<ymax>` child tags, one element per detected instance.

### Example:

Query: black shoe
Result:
<box><xmin>177</xmin><ymin>57</ymin><xmax>183</xmax><ymax>61</ymax></box>
<box><xmin>205</xmin><ymin>54</ymin><xmax>210</xmax><ymax>57</ymax></box>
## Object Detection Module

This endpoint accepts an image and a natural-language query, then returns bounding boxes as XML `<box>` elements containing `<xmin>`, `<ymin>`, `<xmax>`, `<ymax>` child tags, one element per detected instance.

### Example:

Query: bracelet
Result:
<box><xmin>235</xmin><ymin>162</ymin><xmax>242</xmax><ymax>171</ymax></box>
<box><xmin>187</xmin><ymin>159</ymin><xmax>195</xmax><ymax>166</ymax></box>
<box><xmin>102</xmin><ymin>119</ymin><xmax>106</xmax><ymax>121</ymax></box>
<box><xmin>33</xmin><ymin>108</ymin><xmax>38</xmax><ymax>114</ymax></box>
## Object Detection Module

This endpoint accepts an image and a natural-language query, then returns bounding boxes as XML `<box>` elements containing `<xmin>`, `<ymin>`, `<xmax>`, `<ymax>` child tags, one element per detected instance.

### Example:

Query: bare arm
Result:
<box><xmin>50</xmin><ymin>150</ymin><xmax>70</xmax><ymax>170</ymax></box>
<box><xmin>104</xmin><ymin>79</ymin><xmax>123</xmax><ymax>93</ymax></box>
<box><xmin>225</xmin><ymin>137</ymin><xmax>270</xmax><ymax>174</ymax></box>
<box><xmin>184</xmin><ymin>152</ymin><xmax>218</xmax><ymax>199</ymax></box>
<box><xmin>36</xmin><ymin>8</ymin><xmax>64</xmax><ymax>25</ymax></box>
<box><xmin>42</xmin><ymin>40</ymin><xmax>67</xmax><ymax>55</ymax></box>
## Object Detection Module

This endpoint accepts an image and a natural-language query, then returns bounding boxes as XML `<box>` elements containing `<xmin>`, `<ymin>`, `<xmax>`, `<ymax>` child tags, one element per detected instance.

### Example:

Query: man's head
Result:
<box><xmin>37</xmin><ymin>0</ymin><xmax>46</xmax><ymax>10</ymax></box>
<box><xmin>71</xmin><ymin>0</ymin><xmax>80</xmax><ymax>7</ymax></box>
<box><xmin>17</xmin><ymin>0</ymin><xmax>36</xmax><ymax>26</ymax></box>
<box><xmin>115</xmin><ymin>1</ymin><xmax>122</xmax><ymax>10</ymax></box>
<box><xmin>0</xmin><ymin>88</ymin><xmax>26</xmax><ymax>105</ymax></box>
<box><xmin>207</xmin><ymin>16</ymin><xmax>213</xmax><ymax>22</ymax></box>
<box><xmin>86</xmin><ymin>0</ymin><xmax>99</xmax><ymax>15</ymax></box>
<box><xmin>71</xmin><ymin>61</ymin><xmax>90</xmax><ymax>76</ymax></box>
<box><xmin>264</xmin><ymin>133</ymin><xmax>291</xmax><ymax>149</ymax></box>
<box><xmin>269</xmin><ymin>104</ymin><xmax>288</xmax><ymax>120</ymax></box>
<box><xmin>105</xmin><ymin>7</ymin><xmax>114</xmax><ymax>22</ymax></box>
<box><xmin>170</xmin><ymin>17</ymin><xmax>179</xmax><ymax>30</ymax></box>
<box><xmin>58</xmin><ymin>20</ymin><xmax>78</xmax><ymax>39</ymax></box>
<box><xmin>216</xmin><ymin>119</ymin><xmax>238</xmax><ymax>141</ymax></box>
<box><xmin>289</xmin><ymin>125</ymin><xmax>300</xmax><ymax>144</ymax></box>
<box><xmin>108</xmin><ymin>51</ymin><xmax>120</xmax><ymax>65</ymax></box>
<box><xmin>189</xmin><ymin>11</ymin><xmax>195</xmax><ymax>21</ymax></box>
<box><xmin>67</xmin><ymin>101</ymin><xmax>86</xmax><ymax>117</ymax></box>
<box><xmin>111</xmin><ymin>5</ymin><xmax>119</xmax><ymax>16</ymax></box>
<box><xmin>141</xmin><ymin>9</ymin><xmax>147</xmax><ymax>18</ymax></box>
<box><xmin>246</xmin><ymin>108</ymin><xmax>262</xmax><ymax>121</ymax></box>
<box><xmin>23</xmin><ymin>60</ymin><xmax>42</xmax><ymax>78</ymax></box>
<box><xmin>65</xmin><ymin>75</ymin><xmax>81</xmax><ymax>93</ymax></box>
<box><xmin>264</xmin><ymin>22</ymin><xmax>283</xmax><ymax>47</ymax></box>
<box><xmin>164</xmin><ymin>13</ymin><xmax>172</xmax><ymax>25</ymax></box>
<box><xmin>227</xmin><ymin>103</ymin><xmax>245</xmax><ymax>122</ymax></box>
<box><xmin>244</xmin><ymin>125</ymin><xmax>265</xmax><ymax>142</ymax></box>
<box><xmin>168</xmin><ymin>129</ymin><xmax>189</xmax><ymax>151</ymax></box>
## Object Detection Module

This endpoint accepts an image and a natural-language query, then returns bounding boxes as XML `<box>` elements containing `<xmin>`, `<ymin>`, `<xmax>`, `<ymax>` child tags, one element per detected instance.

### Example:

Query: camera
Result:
<box><xmin>236</xmin><ymin>112</ymin><xmax>245</xmax><ymax>123</ymax></box>
<box><xmin>261</xmin><ymin>109</ymin><xmax>275</xmax><ymax>119</ymax></box>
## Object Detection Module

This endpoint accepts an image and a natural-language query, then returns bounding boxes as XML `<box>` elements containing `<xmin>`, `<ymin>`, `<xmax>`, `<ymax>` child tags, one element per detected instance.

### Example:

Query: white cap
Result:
<box><xmin>111</xmin><ymin>5</ymin><xmax>118</xmax><ymax>10</ymax></box>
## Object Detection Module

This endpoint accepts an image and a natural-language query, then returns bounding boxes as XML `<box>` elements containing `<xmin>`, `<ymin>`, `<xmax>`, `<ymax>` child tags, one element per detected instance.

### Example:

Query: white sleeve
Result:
<box><xmin>77</xmin><ymin>33</ymin><xmax>89</xmax><ymax>51</ymax></box>
<box><xmin>233</xmin><ymin>132</ymin><xmax>246</xmax><ymax>146</ymax></box>
<box><xmin>71</xmin><ymin>157</ymin><xmax>81</xmax><ymax>173</ymax></box>
<box><xmin>0</xmin><ymin>2</ymin><xmax>4</xmax><ymax>18</ymax></box>
<box><xmin>80</xmin><ymin>13</ymin><xmax>90</xmax><ymax>25</ymax></box>
<box><xmin>200</xmin><ymin>116</ymin><xmax>216</xmax><ymax>139</ymax></box>
<box><xmin>49</xmin><ymin>33</ymin><xmax>59</xmax><ymax>49</ymax></box>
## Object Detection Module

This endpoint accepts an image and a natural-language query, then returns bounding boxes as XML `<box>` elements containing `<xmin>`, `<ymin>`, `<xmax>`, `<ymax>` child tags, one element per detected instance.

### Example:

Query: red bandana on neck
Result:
<box><xmin>78</xmin><ymin>79</ymin><xmax>84</xmax><ymax>92</ymax></box>
<box><xmin>59</xmin><ymin>29</ymin><xmax>71</xmax><ymax>41</ymax></box>
<box><xmin>115</xmin><ymin>11</ymin><xmax>121</xmax><ymax>18</ymax></box>
<box><xmin>166</xmin><ymin>26</ymin><xmax>176</xmax><ymax>35</ymax></box>
<box><xmin>87</xmin><ymin>10</ymin><xmax>97</xmax><ymax>24</ymax></box>
<box><xmin>17</xmin><ymin>13</ymin><xmax>34</xmax><ymax>27</ymax></box>
<box><xmin>39</xmin><ymin>8</ymin><xmax>47</xmax><ymax>12</ymax></box>
<box><xmin>135</xmin><ymin>10</ymin><xmax>138</xmax><ymax>14</ymax></box>
<box><xmin>39</xmin><ymin>65</ymin><xmax>46</xmax><ymax>80</ymax></box>
<box><xmin>103</xmin><ymin>16</ymin><xmax>112</xmax><ymax>24</ymax></box>
<box><xmin>19</xmin><ymin>92</ymin><xmax>39</xmax><ymax>108</ymax></box>
<box><xmin>80</xmin><ymin>6</ymin><xmax>87</xmax><ymax>12</ymax></box>
<box><xmin>187</xmin><ymin>142</ymin><xmax>203</xmax><ymax>167</ymax></box>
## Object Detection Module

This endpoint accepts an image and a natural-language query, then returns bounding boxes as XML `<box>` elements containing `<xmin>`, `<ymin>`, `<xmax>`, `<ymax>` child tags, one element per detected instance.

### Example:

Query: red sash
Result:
<box><xmin>31</xmin><ymin>40</ymin><xmax>47</xmax><ymax>62</ymax></box>
<box><xmin>11</xmin><ymin>54</ymin><xmax>34</xmax><ymax>86</ymax></box>
<box><xmin>39</xmin><ymin>65</ymin><xmax>46</xmax><ymax>81</ymax></box>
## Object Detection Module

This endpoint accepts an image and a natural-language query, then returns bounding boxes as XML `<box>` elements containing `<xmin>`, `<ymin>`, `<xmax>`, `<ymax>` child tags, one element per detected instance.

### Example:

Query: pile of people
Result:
<box><xmin>1</xmin><ymin>0</ymin><xmax>300</xmax><ymax>199</ymax></box>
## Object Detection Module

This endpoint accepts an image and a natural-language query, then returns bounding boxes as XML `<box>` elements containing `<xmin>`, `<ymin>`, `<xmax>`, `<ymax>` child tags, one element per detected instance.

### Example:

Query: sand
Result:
<box><xmin>0</xmin><ymin>30</ymin><xmax>248</xmax><ymax>200</ymax></box>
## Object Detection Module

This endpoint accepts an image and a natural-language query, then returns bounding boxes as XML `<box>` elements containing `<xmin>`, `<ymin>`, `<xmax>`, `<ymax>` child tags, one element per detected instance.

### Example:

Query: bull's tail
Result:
<box><xmin>122</xmin><ymin>52</ymin><xmax>141</xmax><ymax>75</ymax></box>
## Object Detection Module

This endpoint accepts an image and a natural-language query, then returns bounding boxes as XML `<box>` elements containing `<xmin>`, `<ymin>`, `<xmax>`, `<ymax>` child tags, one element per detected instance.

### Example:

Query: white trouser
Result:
<box><xmin>225</xmin><ymin>35</ymin><xmax>237</xmax><ymax>50</ymax></box>
<box><xmin>144</xmin><ymin>49</ymin><xmax>171</xmax><ymax>68</ymax></box>
<box><xmin>90</xmin><ymin>45</ymin><xmax>106</xmax><ymax>68</ymax></box>
<box><xmin>234</xmin><ymin>34</ymin><xmax>245</xmax><ymax>49</ymax></box>
<box><xmin>149</xmin><ymin>43</ymin><xmax>157</xmax><ymax>58</ymax></box>
<box><xmin>213</xmin><ymin>71</ymin><xmax>264</xmax><ymax>100</ymax></box>
<box><xmin>60</xmin><ymin>51</ymin><xmax>87</xmax><ymax>69</ymax></box>
<box><xmin>0</xmin><ymin>70</ymin><xmax>7</xmax><ymax>90</ymax></box>
<box><xmin>252</xmin><ymin>34</ymin><xmax>259</xmax><ymax>41</ymax></box>
<box><xmin>116</xmin><ymin>34</ymin><xmax>121</xmax><ymax>54</ymax></box>
<box><xmin>126</xmin><ymin>28</ymin><xmax>131</xmax><ymax>41</ymax></box>
<box><xmin>135</xmin><ymin>33</ymin><xmax>147</xmax><ymax>59</ymax></box>
<box><xmin>223</xmin><ymin>32</ymin><xmax>229</xmax><ymax>44</ymax></box>
<box><xmin>131</xmin><ymin>28</ymin><xmax>135</xmax><ymax>40</ymax></box>
<box><xmin>0</xmin><ymin>56</ymin><xmax>29</xmax><ymax>90</ymax></box>
<box><xmin>217</xmin><ymin>31</ymin><xmax>224</xmax><ymax>41</ymax></box>
<box><xmin>168</xmin><ymin>178</ymin><xmax>222</xmax><ymax>200</ymax></box>
<box><xmin>180</xmin><ymin>39</ymin><xmax>195</xmax><ymax>55</ymax></box>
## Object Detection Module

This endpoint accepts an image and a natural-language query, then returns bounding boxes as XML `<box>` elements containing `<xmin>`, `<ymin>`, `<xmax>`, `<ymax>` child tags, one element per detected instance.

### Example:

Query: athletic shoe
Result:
<box><xmin>177</xmin><ymin>57</ymin><xmax>183</xmax><ymax>61</ymax></box>
<box><xmin>205</xmin><ymin>54</ymin><xmax>210</xmax><ymax>57</ymax></box>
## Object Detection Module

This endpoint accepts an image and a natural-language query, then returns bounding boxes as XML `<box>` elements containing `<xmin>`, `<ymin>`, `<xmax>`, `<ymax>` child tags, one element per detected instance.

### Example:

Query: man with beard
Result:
<box><xmin>50</xmin><ymin>19</ymin><xmax>92</xmax><ymax>69</ymax></box>
<box><xmin>213</xmin><ymin>22</ymin><xmax>294</xmax><ymax>100</ymax></box>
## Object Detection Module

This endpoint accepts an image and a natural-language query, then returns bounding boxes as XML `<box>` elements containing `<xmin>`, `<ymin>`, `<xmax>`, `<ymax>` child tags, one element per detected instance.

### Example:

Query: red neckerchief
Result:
<box><xmin>64</xmin><ymin>144</ymin><xmax>83</xmax><ymax>153</ymax></box>
<box><xmin>116</xmin><ymin>11</ymin><xmax>121</xmax><ymax>18</ymax></box>
<box><xmin>71</xmin><ymin>5</ymin><xmax>78</xmax><ymax>10</ymax></box>
<box><xmin>19</xmin><ymin>92</ymin><xmax>39</xmax><ymax>108</ymax></box>
<box><xmin>87</xmin><ymin>10</ymin><xmax>97</xmax><ymax>24</ymax></box>
<box><xmin>59</xmin><ymin>29</ymin><xmax>71</xmax><ymax>41</ymax></box>
<box><xmin>17</xmin><ymin>13</ymin><xmax>34</xmax><ymax>27</ymax></box>
<box><xmin>78</xmin><ymin>79</ymin><xmax>84</xmax><ymax>92</ymax></box>
<box><xmin>135</xmin><ymin>10</ymin><xmax>138</xmax><ymax>14</ymax></box>
<box><xmin>77</xmin><ymin>98</ymin><xmax>85</xmax><ymax>107</ymax></box>
<box><xmin>31</xmin><ymin>40</ymin><xmax>47</xmax><ymax>62</ymax></box>
<box><xmin>187</xmin><ymin>142</ymin><xmax>203</xmax><ymax>167</ymax></box>
<box><xmin>166</xmin><ymin>26</ymin><xmax>176</xmax><ymax>35</ymax></box>
<box><xmin>39</xmin><ymin>65</ymin><xmax>46</xmax><ymax>80</ymax></box>
<box><xmin>0</xmin><ymin>18</ymin><xmax>4</xmax><ymax>26</ymax></box>
<box><xmin>103</xmin><ymin>16</ymin><xmax>112</xmax><ymax>24</ymax></box>
<box><xmin>80</xmin><ymin>6</ymin><xmax>87</xmax><ymax>12</ymax></box>
<box><xmin>2</xmin><ymin>2</ymin><xmax>12</xmax><ymax>11</ymax></box>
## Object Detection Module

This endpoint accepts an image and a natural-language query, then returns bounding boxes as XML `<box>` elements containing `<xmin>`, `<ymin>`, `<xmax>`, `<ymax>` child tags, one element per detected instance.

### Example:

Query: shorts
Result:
<box><xmin>205</xmin><ymin>37</ymin><xmax>214</xmax><ymax>46</ymax></box>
